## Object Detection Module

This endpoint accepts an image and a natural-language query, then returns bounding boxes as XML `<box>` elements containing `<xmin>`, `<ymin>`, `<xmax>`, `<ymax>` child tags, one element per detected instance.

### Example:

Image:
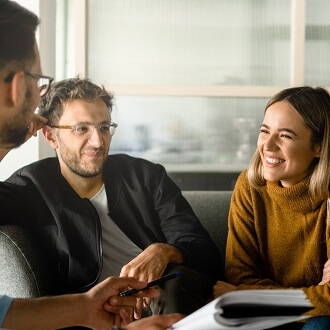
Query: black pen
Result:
<box><xmin>119</xmin><ymin>272</ymin><xmax>181</xmax><ymax>296</ymax></box>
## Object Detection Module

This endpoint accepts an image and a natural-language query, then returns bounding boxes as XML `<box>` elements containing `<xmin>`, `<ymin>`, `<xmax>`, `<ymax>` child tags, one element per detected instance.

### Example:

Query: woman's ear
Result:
<box><xmin>9</xmin><ymin>71</ymin><xmax>27</xmax><ymax>107</ymax></box>
<box><xmin>42</xmin><ymin>126</ymin><xmax>58</xmax><ymax>149</ymax></box>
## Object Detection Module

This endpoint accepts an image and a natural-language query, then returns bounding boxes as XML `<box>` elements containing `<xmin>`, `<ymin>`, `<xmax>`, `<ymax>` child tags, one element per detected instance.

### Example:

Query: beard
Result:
<box><xmin>58</xmin><ymin>139</ymin><xmax>109</xmax><ymax>178</ymax></box>
<box><xmin>0</xmin><ymin>89</ymin><xmax>33</xmax><ymax>148</ymax></box>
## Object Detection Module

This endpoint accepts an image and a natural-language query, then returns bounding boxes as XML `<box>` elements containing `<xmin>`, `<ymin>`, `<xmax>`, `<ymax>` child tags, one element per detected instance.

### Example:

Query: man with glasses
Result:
<box><xmin>0</xmin><ymin>1</ymin><xmax>182</xmax><ymax>329</ymax></box>
<box><xmin>6</xmin><ymin>77</ymin><xmax>221</xmax><ymax>318</ymax></box>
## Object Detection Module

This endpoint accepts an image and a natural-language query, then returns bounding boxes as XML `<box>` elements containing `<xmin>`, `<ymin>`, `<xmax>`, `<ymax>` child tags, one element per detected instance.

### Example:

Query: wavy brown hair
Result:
<box><xmin>38</xmin><ymin>78</ymin><xmax>114</xmax><ymax>125</ymax></box>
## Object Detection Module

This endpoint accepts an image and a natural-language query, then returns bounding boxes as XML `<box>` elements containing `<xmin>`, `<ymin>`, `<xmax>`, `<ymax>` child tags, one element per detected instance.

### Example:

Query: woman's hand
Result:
<box><xmin>213</xmin><ymin>280</ymin><xmax>237</xmax><ymax>298</ymax></box>
<box><xmin>123</xmin><ymin>313</ymin><xmax>183</xmax><ymax>330</ymax></box>
<box><xmin>319</xmin><ymin>259</ymin><xmax>330</xmax><ymax>285</ymax></box>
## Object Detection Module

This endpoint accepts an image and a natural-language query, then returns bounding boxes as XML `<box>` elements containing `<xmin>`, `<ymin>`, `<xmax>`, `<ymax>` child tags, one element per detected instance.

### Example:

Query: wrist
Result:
<box><xmin>76</xmin><ymin>292</ymin><xmax>93</xmax><ymax>327</ymax></box>
<box><xmin>148</xmin><ymin>243</ymin><xmax>183</xmax><ymax>264</ymax></box>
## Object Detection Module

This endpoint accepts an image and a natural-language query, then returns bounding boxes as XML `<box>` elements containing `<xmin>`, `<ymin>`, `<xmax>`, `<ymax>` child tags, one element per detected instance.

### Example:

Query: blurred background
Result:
<box><xmin>1</xmin><ymin>0</ymin><xmax>329</xmax><ymax>190</ymax></box>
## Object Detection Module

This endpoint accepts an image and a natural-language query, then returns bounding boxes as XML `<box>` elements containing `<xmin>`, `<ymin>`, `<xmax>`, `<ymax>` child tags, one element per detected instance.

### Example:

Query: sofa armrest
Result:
<box><xmin>0</xmin><ymin>225</ymin><xmax>55</xmax><ymax>298</ymax></box>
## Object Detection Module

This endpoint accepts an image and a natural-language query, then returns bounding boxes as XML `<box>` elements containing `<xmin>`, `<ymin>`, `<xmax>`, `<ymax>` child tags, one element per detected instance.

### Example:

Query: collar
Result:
<box><xmin>266</xmin><ymin>177</ymin><xmax>322</xmax><ymax>213</ymax></box>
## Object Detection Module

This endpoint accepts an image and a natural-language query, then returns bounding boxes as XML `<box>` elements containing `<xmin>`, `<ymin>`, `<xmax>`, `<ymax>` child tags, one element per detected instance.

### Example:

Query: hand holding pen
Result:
<box><xmin>119</xmin><ymin>272</ymin><xmax>181</xmax><ymax>296</ymax></box>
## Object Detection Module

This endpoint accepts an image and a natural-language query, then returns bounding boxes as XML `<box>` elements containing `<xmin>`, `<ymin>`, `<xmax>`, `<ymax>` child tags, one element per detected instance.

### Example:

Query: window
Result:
<box><xmin>57</xmin><ymin>0</ymin><xmax>330</xmax><ymax>174</ymax></box>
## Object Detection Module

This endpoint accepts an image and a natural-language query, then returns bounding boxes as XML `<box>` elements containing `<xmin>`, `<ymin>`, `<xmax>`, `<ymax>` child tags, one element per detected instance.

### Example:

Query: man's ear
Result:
<box><xmin>9</xmin><ymin>71</ymin><xmax>26</xmax><ymax>107</ymax></box>
<box><xmin>314</xmin><ymin>143</ymin><xmax>321</xmax><ymax>158</ymax></box>
<box><xmin>42</xmin><ymin>126</ymin><xmax>58</xmax><ymax>149</ymax></box>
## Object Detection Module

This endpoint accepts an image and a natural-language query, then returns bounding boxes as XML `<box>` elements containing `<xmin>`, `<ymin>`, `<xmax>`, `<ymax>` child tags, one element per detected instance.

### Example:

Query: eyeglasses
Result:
<box><xmin>4</xmin><ymin>71</ymin><xmax>54</xmax><ymax>97</ymax></box>
<box><xmin>49</xmin><ymin>122</ymin><xmax>118</xmax><ymax>137</ymax></box>
<box><xmin>25</xmin><ymin>72</ymin><xmax>54</xmax><ymax>97</ymax></box>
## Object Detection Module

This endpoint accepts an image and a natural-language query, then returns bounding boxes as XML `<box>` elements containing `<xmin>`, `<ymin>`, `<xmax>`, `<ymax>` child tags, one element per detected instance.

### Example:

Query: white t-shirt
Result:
<box><xmin>90</xmin><ymin>185</ymin><xmax>142</xmax><ymax>281</ymax></box>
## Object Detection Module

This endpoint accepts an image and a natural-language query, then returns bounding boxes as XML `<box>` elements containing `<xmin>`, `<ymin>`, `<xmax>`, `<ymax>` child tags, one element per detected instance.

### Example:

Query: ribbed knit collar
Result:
<box><xmin>266</xmin><ymin>177</ymin><xmax>321</xmax><ymax>213</ymax></box>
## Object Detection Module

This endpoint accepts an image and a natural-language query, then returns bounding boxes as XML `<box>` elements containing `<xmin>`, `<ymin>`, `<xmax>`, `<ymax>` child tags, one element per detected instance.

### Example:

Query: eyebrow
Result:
<box><xmin>260</xmin><ymin>124</ymin><xmax>298</xmax><ymax>136</ymax></box>
<box><xmin>74</xmin><ymin>120</ymin><xmax>111</xmax><ymax>125</ymax></box>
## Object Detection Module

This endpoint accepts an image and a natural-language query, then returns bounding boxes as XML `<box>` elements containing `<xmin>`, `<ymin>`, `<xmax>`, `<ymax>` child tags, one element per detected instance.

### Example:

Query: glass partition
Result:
<box><xmin>305</xmin><ymin>0</ymin><xmax>330</xmax><ymax>86</ymax></box>
<box><xmin>88</xmin><ymin>0</ymin><xmax>290</xmax><ymax>86</ymax></box>
<box><xmin>110</xmin><ymin>96</ymin><xmax>266</xmax><ymax>171</ymax></box>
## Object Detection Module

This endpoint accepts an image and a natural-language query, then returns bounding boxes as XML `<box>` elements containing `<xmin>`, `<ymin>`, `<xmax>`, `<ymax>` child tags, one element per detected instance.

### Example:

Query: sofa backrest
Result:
<box><xmin>183</xmin><ymin>191</ymin><xmax>231</xmax><ymax>260</ymax></box>
<box><xmin>0</xmin><ymin>191</ymin><xmax>232</xmax><ymax>298</ymax></box>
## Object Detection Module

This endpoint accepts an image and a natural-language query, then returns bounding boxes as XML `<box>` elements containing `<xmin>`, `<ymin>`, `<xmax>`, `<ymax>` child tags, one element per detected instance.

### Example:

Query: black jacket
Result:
<box><xmin>2</xmin><ymin>155</ymin><xmax>221</xmax><ymax>293</ymax></box>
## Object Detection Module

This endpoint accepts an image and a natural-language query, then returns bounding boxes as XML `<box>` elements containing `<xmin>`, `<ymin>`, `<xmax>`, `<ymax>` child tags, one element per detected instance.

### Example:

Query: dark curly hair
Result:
<box><xmin>38</xmin><ymin>78</ymin><xmax>114</xmax><ymax>124</ymax></box>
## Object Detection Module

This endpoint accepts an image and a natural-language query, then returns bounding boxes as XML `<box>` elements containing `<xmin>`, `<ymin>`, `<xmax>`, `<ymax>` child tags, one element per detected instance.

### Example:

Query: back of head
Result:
<box><xmin>248</xmin><ymin>86</ymin><xmax>330</xmax><ymax>199</ymax></box>
<box><xmin>0</xmin><ymin>0</ymin><xmax>39</xmax><ymax>73</ymax></box>
<box><xmin>38</xmin><ymin>78</ymin><xmax>114</xmax><ymax>124</ymax></box>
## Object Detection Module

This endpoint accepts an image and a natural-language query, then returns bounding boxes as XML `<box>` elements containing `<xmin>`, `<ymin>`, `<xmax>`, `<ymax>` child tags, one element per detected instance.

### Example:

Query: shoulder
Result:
<box><xmin>6</xmin><ymin>157</ymin><xmax>60</xmax><ymax>191</ymax></box>
<box><xmin>105</xmin><ymin>154</ymin><xmax>165</xmax><ymax>178</ymax></box>
<box><xmin>231</xmin><ymin>170</ymin><xmax>263</xmax><ymax>216</ymax></box>
<box><xmin>233</xmin><ymin>170</ymin><xmax>254</xmax><ymax>196</ymax></box>
<box><xmin>235</xmin><ymin>170</ymin><xmax>249</xmax><ymax>188</ymax></box>
<box><xmin>234</xmin><ymin>169</ymin><xmax>267</xmax><ymax>196</ymax></box>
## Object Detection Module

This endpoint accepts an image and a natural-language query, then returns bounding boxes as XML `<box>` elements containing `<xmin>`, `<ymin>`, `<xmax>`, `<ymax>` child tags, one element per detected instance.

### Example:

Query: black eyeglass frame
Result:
<box><xmin>25</xmin><ymin>72</ymin><xmax>54</xmax><ymax>97</ymax></box>
<box><xmin>4</xmin><ymin>71</ymin><xmax>54</xmax><ymax>97</ymax></box>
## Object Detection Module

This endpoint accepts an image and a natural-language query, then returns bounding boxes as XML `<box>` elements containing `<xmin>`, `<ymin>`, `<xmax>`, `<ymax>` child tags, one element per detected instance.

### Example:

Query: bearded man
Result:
<box><xmin>6</xmin><ymin>77</ymin><xmax>221</xmax><ymax>316</ymax></box>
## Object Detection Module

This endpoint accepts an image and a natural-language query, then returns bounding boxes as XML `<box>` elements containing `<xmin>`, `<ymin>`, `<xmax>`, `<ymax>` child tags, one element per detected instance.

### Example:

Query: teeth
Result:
<box><xmin>265</xmin><ymin>157</ymin><xmax>284</xmax><ymax>164</ymax></box>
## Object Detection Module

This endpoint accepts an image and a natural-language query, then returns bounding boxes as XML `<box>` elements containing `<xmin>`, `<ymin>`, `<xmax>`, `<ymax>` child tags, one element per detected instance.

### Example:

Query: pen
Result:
<box><xmin>119</xmin><ymin>272</ymin><xmax>181</xmax><ymax>296</ymax></box>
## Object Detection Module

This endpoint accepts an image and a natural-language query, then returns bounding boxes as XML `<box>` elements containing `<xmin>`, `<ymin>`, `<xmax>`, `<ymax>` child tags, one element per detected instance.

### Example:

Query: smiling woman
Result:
<box><xmin>256</xmin><ymin>100</ymin><xmax>321</xmax><ymax>188</ymax></box>
<box><xmin>248</xmin><ymin>87</ymin><xmax>330</xmax><ymax>199</ymax></box>
<box><xmin>213</xmin><ymin>86</ymin><xmax>330</xmax><ymax>330</ymax></box>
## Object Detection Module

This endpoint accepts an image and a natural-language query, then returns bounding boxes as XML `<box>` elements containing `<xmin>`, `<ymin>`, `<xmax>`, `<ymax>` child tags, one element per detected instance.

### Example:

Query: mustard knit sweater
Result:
<box><xmin>225</xmin><ymin>171</ymin><xmax>329</xmax><ymax>316</ymax></box>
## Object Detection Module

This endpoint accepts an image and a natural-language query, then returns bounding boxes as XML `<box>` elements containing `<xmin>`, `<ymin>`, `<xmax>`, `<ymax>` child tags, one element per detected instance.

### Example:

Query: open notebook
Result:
<box><xmin>171</xmin><ymin>289</ymin><xmax>313</xmax><ymax>330</ymax></box>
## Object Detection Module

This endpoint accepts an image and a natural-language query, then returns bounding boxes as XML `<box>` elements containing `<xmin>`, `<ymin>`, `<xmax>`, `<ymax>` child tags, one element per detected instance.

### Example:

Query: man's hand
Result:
<box><xmin>25</xmin><ymin>114</ymin><xmax>47</xmax><ymax>140</ymax></box>
<box><xmin>82</xmin><ymin>277</ymin><xmax>160</xmax><ymax>329</ymax></box>
<box><xmin>123</xmin><ymin>313</ymin><xmax>183</xmax><ymax>330</ymax></box>
<box><xmin>213</xmin><ymin>280</ymin><xmax>236</xmax><ymax>298</ymax></box>
<box><xmin>120</xmin><ymin>243</ymin><xmax>183</xmax><ymax>319</ymax></box>
<box><xmin>120</xmin><ymin>243</ymin><xmax>183</xmax><ymax>282</ymax></box>
<box><xmin>319</xmin><ymin>259</ymin><xmax>330</xmax><ymax>285</ymax></box>
<box><xmin>2</xmin><ymin>277</ymin><xmax>160</xmax><ymax>330</ymax></box>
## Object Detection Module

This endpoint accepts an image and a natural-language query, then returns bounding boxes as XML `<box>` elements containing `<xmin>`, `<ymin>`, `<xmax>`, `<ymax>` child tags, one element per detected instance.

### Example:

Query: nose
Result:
<box><xmin>87</xmin><ymin>127</ymin><xmax>103</xmax><ymax>147</ymax></box>
<box><xmin>263</xmin><ymin>134</ymin><xmax>278</xmax><ymax>151</ymax></box>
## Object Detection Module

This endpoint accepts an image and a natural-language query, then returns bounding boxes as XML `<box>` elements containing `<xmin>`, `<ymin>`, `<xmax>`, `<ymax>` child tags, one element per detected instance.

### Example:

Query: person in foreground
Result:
<box><xmin>213</xmin><ymin>86</ymin><xmax>330</xmax><ymax>329</ymax></box>
<box><xmin>2</xmin><ymin>277</ymin><xmax>167</xmax><ymax>330</ymax></box>
<box><xmin>0</xmin><ymin>0</ymin><xmax>182</xmax><ymax>329</ymax></box>
<box><xmin>6</xmin><ymin>77</ymin><xmax>220</xmax><ymax>316</ymax></box>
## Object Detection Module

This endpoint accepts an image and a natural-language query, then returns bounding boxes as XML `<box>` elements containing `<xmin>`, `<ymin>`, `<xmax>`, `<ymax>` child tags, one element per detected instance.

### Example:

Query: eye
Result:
<box><xmin>259</xmin><ymin>128</ymin><xmax>269</xmax><ymax>134</ymax></box>
<box><xmin>74</xmin><ymin>125</ymin><xmax>89</xmax><ymax>134</ymax></box>
<box><xmin>280</xmin><ymin>133</ymin><xmax>293</xmax><ymax>140</ymax></box>
<box><xmin>99</xmin><ymin>125</ymin><xmax>111</xmax><ymax>133</ymax></box>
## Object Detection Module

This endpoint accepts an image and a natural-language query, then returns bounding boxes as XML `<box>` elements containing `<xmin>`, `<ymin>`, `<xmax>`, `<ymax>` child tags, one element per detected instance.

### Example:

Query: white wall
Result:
<box><xmin>0</xmin><ymin>137</ymin><xmax>39</xmax><ymax>180</ymax></box>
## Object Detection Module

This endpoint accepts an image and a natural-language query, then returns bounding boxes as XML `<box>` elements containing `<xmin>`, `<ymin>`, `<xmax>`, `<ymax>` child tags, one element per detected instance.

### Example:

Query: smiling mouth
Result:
<box><xmin>82</xmin><ymin>150</ymin><xmax>104</xmax><ymax>158</ymax></box>
<box><xmin>265</xmin><ymin>157</ymin><xmax>285</xmax><ymax>165</ymax></box>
